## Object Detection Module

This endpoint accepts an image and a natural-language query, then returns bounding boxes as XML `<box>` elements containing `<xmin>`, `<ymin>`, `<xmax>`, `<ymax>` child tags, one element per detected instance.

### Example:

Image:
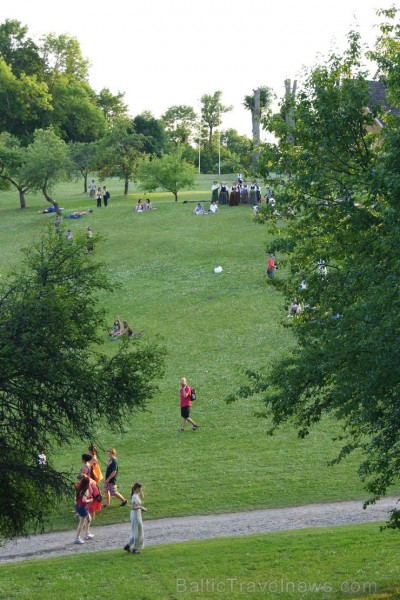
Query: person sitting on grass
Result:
<box><xmin>121</xmin><ymin>320</ymin><xmax>143</xmax><ymax>338</ymax></box>
<box><xmin>135</xmin><ymin>199</ymin><xmax>144</xmax><ymax>212</ymax></box>
<box><xmin>144</xmin><ymin>199</ymin><xmax>152</xmax><ymax>210</ymax></box>
<box><xmin>193</xmin><ymin>202</ymin><xmax>206</xmax><ymax>215</ymax></box>
<box><xmin>208</xmin><ymin>201</ymin><xmax>219</xmax><ymax>214</ymax></box>
<box><xmin>109</xmin><ymin>316</ymin><xmax>123</xmax><ymax>339</ymax></box>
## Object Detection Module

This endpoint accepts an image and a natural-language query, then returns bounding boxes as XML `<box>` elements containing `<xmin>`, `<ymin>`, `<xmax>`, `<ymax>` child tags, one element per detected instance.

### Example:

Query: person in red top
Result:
<box><xmin>179</xmin><ymin>377</ymin><xmax>199</xmax><ymax>432</ymax></box>
<box><xmin>267</xmin><ymin>254</ymin><xmax>276</xmax><ymax>278</ymax></box>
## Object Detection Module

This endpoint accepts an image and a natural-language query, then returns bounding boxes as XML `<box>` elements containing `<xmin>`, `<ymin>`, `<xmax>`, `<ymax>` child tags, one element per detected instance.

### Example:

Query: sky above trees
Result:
<box><xmin>0</xmin><ymin>0</ymin><xmax>382</xmax><ymax>137</ymax></box>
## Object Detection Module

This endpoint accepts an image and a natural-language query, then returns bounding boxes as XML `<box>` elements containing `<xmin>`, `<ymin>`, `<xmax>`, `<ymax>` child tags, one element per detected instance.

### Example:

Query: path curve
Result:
<box><xmin>1</xmin><ymin>496</ymin><xmax>398</xmax><ymax>564</ymax></box>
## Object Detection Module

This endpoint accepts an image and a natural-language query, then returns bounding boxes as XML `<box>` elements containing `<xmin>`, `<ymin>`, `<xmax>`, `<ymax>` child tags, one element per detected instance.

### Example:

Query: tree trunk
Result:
<box><xmin>42</xmin><ymin>188</ymin><xmax>61</xmax><ymax>217</ymax></box>
<box><xmin>19</xmin><ymin>188</ymin><xmax>26</xmax><ymax>209</ymax></box>
<box><xmin>124</xmin><ymin>174</ymin><xmax>129</xmax><ymax>195</ymax></box>
<box><xmin>252</xmin><ymin>89</ymin><xmax>261</xmax><ymax>166</ymax></box>
<box><xmin>174</xmin><ymin>191</ymin><xmax>178</xmax><ymax>202</ymax></box>
<box><xmin>285</xmin><ymin>79</ymin><xmax>297</xmax><ymax>143</ymax></box>
<box><xmin>83</xmin><ymin>173</ymin><xmax>88</xmax><ymax>194</ymax></box>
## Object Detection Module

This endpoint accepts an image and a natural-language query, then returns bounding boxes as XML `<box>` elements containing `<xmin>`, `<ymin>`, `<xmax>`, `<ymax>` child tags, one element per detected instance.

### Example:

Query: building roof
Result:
<box><xmin>367</xmin><ymin>80</ymin><xmax>400</xmax><ymax>124</ymax></box>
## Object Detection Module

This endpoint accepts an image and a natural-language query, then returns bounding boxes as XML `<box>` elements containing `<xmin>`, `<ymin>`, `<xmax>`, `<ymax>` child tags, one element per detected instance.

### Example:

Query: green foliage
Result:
<box><xmin>137</xmin><ymin>148</ymin><xmax>196</xmax><ymax>201</ymax></box>
<box><xmin>22</xmin><ymin>129</ymin><xmax>71</xmax><ymax>212</ymax></box>
<box><xmin>235</xmin><ymin>18</ymin><xmax>400</xmax><ymax>526</ymax></box>
<box><xmin>0</xmin><ymin>132</ymin><xmax>30</xmax><ymax>207</ymax></box>
<box><xmin>68</xmin><ymin>141</ymin><xmax>98</xmax><ymax>192</ymax></box>
<box><xmin>96</xmin><ymin>117</ymin><xmax>144</xmax><ymax>194</ymax></box>
<box><xmin>133</xmin><ymin>111</ymin><xmax>166</xmax><ymax>155</ymax></box>
<box><xmin>161</xmin><ymin>104</ymin><xmax>198</xmax><ymax>146</ymax></box>
<box><xmin>0</xmin><ymin>19</ymin><xmax>42</xmax><ymax>78</ymax></box>
<box><xmin>0</xmin><ymin>57</ymin><xmax>52</xmax><ymax>142</ymax></box>
<box><xmin>201</xmin><ymin>91</ymin><xmax>233</xmax><ymax>146</ymax></box>
<box><xmin>96</xmin><ymin>87</ymin><xmax>128</xmax><ymax>122</ymax></box>
<box><xmin>0</xmin><ymin>227</ymin><xmax>165</xmax><ymax>539</ymax></box>
<box><xmin>0</xmin><ymin>21</ymin><xmax>107</xmax><ymax>144</ymax></box>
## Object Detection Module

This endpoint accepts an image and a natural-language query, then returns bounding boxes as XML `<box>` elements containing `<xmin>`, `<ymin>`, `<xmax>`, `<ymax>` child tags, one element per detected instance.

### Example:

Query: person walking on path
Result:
<box><xmin>178</xmin><ymin>377</ymin><xmax>198</xmax><ymax>432</ymax></box>
<box><xmin>123</xmin><ymin>482</ymin><xmax>147</xmax><ymax>554</ymax></box>
<box><xmin>74</xmin><ymin>477</ymin><xmax>94</xmax><ymax>544</ymax></box>
<box><xmin>103</xmin><ymin>448</ymin><xmax>128</xmax><ymax>508</ymax></box>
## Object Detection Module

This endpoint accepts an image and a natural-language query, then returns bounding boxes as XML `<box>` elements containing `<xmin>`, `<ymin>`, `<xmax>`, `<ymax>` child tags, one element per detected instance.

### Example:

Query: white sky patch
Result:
<box><xmin>1</xmin><ymin>0</ymin><xmax>384</xmax><ymax>137</ymax></box>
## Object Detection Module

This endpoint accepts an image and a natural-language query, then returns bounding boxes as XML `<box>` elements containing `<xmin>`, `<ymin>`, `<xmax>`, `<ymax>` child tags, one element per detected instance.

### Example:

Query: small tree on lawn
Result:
<box><xmin>22</xmin><ymin>128</ymin><xmax>71</xmax><ymax>216</ymax></box>
<box><xmin>137</xmin><ymin>149</ymin><xmax>196</xmax><ymax>202</ymax></box>
<box><xmin>0</xmin><ymin>132</ymin><xmax>30</xmax><ymax>208</ymax></box>
<box><xmin>68</xmin><ymin>141</ymin><xmax>97</xmax><ymax>193</ymax></box>
<box><xmin>0</xmin><ymin>228</ymin><xmax>165</xmax><ymax>540</ymax></box>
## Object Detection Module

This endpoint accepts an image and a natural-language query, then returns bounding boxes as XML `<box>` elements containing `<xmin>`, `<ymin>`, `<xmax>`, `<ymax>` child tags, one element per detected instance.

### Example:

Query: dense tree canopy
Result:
<box><xmin>231</xmin><ymin>12</ymin><xmax>400</xmax><ymax>526</ymax></box>
<box><xmin>0</xmin><ymin>21</ymin><xmax>107</xmax><ymax>143</ymax></box>
<box><xmin>0</xmin><ymin>229</ymin><xmax>165</xmax><ymax>539</ymax></box>
<box><xmin>133</xmin><ymin>111</ymin><xmax>166</xmax><ymax>156</ymax></box>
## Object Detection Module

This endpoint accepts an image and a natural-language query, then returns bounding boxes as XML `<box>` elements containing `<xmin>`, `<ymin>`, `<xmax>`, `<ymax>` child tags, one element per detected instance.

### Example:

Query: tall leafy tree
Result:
<box><xmin>96</xmin><ymin>117</ymin><xmax>144</xmax><ymax>195</ymax></box>
<box><xmin>0</xmin><ymin>57</ymin><xmax>51</xmax><ymax>142</ymax></box>
<box><xmin>200</xmin><ymin>91</ymin><xmax>232</xmax><ymax>146</ymax></box>
<box><xmin>133</xmin><ymin>111</ymin><xmax>166</xmax><ymax>155</ymax></box>
<box><xmin>137</xmin><ymin>149</ymin><xmax>196</xmax><ymax>202</ymax></box>
<box><xmin>161</xmin><ymin>105</ymin><xmax>197</xmax><ymax>146</ymax></box>
<box><xmin>68</xmin><ymin>141</ymin><xmax>98</xmax><ymax>193</ymax></box>
<box><xmin>0</xmin><ymin>19</ymin><xmax>42</xmax><ymax>78</ymax></box>
<box><xmin>0</xmin><ymin>22</ymin><xmax>107</xmax><ymax>143</ymax></box>
<box><xmin>39</xmin><ymin>33</ymin><xmax>106</xmax><ymax>142</ymax></box>
<box><xmin>231</xmin><ymin>17</ymin><xmax>400</xmax><ymax>526</ymax></box>
<box><xmin>0</xmin><ymin>228</ymin><xmax>165</xmax><ymax>539</ymax></box>
<box><xmin>97</xmin><ymin>87</ymin><xmax>128</xmax><ymax>122</ymax></box>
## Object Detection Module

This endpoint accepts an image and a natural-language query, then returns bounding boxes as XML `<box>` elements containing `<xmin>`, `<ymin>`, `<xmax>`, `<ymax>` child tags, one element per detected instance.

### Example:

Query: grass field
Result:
<box><xmin>2</xmin><ymin>175</ymin><xmax>400</xmax><ymax>597</ymax></box>
<box><xmin>1</xmin><ymin>175</ymin><xmax>399</xmax><ymax>533</ymax></box>
<box><xmin>1</xmin><ymin>524</ymin><xmax>399</xmax><ymax>599</ymax></box>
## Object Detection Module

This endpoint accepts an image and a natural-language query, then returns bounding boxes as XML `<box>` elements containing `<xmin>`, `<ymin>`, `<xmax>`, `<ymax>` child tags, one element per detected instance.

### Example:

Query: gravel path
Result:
<box><xmin>1</xmin><ymin>496</ymin><xmax>398</xmax><ymax>564</ymax></box>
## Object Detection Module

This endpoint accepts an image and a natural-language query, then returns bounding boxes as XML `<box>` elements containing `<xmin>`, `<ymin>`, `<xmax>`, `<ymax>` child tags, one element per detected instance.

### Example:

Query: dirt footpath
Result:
<box><xmin>1</xmin><ymin>496</ymin><xmax>398</xmax><ymax>564</ymax></box>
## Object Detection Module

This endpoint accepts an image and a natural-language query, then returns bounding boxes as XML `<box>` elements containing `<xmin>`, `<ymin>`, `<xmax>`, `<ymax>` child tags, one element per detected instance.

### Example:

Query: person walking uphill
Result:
<box><xmin>178</xmin><ymin>377</ymin><xmax>199</xmax><ymax>432</ymax></box>
<box><xmin>103</xmin><ymin>448</ymin><xmax>128</xmax><ymax>507</ymax></box>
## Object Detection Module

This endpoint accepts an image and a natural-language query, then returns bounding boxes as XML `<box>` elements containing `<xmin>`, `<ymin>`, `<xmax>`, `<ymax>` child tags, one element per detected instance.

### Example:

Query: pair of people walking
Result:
<box><xmin>96</xmin><ymin>186</ymin><xmax>110</xmax><ymax>207</ymax></box>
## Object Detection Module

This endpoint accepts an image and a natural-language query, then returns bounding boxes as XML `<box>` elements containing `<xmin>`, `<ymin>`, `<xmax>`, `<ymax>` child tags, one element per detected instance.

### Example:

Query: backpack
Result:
<box><xmin>190</xmin><ymin>387</ymin><xmax>196</xmax><ymax>401</ymax></box>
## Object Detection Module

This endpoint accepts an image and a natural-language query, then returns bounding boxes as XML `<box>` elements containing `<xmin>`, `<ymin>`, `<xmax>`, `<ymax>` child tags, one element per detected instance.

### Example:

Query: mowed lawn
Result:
<box><xmin>0</xmin><ymin>176</ymin><xmax>398</xmax><ymax>534</ymax></box>
<box><xmin>0</xmin><ymin>524</ymin><xmax>399</xmax><ymax>599</ymax></box>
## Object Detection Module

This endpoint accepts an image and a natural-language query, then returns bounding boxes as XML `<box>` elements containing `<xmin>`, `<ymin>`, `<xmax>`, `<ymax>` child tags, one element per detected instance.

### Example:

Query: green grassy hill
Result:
<box><xmin>0</xmin><ymin>176</ymin><xmax>396</xmax><ymax>533</ymax></box>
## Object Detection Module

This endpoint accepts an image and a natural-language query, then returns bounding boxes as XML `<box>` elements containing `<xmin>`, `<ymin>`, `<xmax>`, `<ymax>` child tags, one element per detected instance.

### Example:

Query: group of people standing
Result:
<box><xmin>212</xmin><ymin>178</ymin><xmax>272</xmax><ymax>207</ymax></box>
<box><xmin>89</xmin><ymin>180</ymin><xmax>110</xmax><ymax>208</ymax></box>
